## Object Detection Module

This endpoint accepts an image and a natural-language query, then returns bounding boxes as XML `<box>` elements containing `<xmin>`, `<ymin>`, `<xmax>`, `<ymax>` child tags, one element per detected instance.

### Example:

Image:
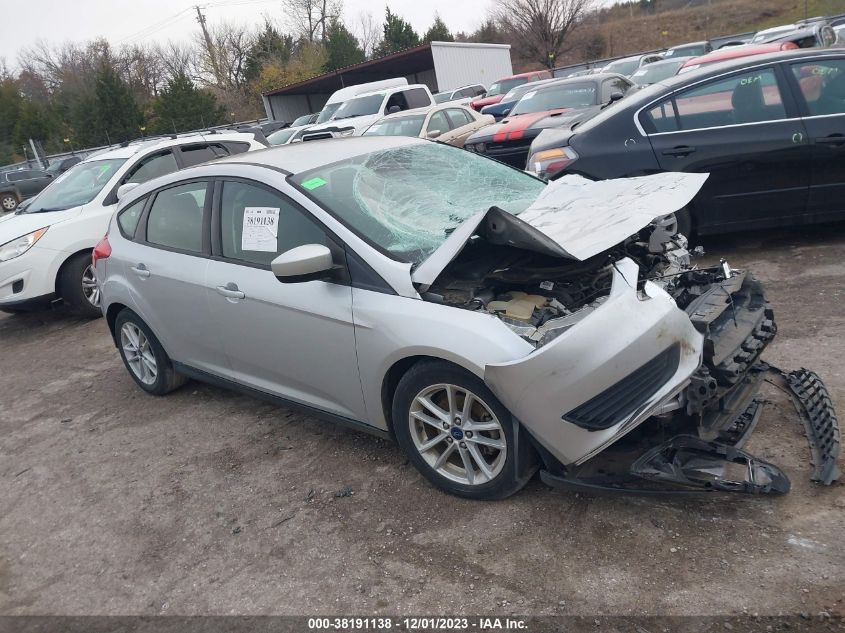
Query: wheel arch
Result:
<box><xmin>105</xmin><ymin>302</ymin><xmax>129</xmax><ymax>341</ymax></box>
<box><xmin>54</xmin><ymin>248</ymin><xmax>96</xmax><ymax>296</ymax></box>
<box><xmin>380</xmin><ymin>354</ymin><xmax>481</xmax><ymax>439</ymax></box>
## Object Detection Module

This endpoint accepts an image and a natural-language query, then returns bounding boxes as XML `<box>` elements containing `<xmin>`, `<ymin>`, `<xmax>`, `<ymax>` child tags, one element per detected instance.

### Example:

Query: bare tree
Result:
<box><xmin>494</xmin><ymin>0</ymin><xmax>594</xmax><ymax>68</ymax></box>
<box><xmin>157</xmin><ymin>41</ymin><xmax>198</xmax><ymax>82</ymax></box>
<box><xmin>353</xmin><ymin>10</ymin><xmax>381</xmax><ymax>58</ymax></box>
<box><xmin>194</xmin><ymin>22</ymin><xmax>252</xmax><ymax>89</ymax></box>
<box><xmin>282</xmin><ymin>0</ymin><xmax>342</xmax><ymax>42</ymax></box>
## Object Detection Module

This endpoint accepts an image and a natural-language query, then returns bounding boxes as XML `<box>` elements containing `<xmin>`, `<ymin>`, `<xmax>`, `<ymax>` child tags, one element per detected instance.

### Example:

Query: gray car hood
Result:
<box><xmin>411</xmin><ymin>172</ymin><xmax>708</xmax><ymax>289</ymax></box>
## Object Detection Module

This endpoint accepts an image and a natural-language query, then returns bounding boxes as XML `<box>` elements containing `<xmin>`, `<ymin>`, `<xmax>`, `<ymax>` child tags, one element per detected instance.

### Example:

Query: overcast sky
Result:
<box><xmin>2</xmin><ymin>0</ymin><xmax>507</xmax><ymax>63</ymax></box>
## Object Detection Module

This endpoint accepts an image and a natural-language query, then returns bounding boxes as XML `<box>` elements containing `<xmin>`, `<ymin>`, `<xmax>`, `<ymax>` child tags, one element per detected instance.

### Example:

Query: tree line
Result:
<box><xmin>1</xmin><ymin>0</ymin><xmax>599</xmax><ymax>166</ymax></box>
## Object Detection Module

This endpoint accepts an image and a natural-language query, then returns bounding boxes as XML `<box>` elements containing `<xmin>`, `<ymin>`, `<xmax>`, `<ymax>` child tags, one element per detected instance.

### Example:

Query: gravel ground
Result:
<box><xmin>0</xmin><ymin>223</ymin><xmax>843</xmax><ymax>617</ymax></box>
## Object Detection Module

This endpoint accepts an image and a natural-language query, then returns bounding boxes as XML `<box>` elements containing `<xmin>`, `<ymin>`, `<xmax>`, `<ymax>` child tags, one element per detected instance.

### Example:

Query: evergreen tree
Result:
<box><xmin>81</xmin><ymin>63</ymin><xmax>142</xmax><ymax>145</ymax></box>
<box><xmin>245</xmin><ymin>21</ymin><xmax>295</xmax><ymax>82</ymax></box>
<box><xmin>151</xmin><ymin>74</ymin><xmax>226</xmax><ymax>133</ymax></box>
<box><xmin>374</xmin><ymin>8</ymin><xmax>420</xmax><ymax>57</ymax></box>
<box><xmin>324</xmin><ymin>20</ymin><xmax>366</xmax><ymax>71</ymax></box>
<box><xmin>423</xmin><ymin>14</ymin><xmax>453</xmax><ymax>43</ymax></box>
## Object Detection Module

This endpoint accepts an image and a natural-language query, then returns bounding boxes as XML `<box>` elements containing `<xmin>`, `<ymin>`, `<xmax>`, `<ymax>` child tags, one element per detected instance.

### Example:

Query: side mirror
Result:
<box><xmin>501</xmin><ymin>108</ymin><xmax>511</xmax><ymax>116</ymax></box>
<box><xmin>427</xmin><ymin>129</ymin><xmax>442</xmax><ymax>139</ymax></box>
<box><xmin>387</xmin><ymin>105</ymin><xmax>401</xmax><ymax>114</ymax></box>
<box><xmin>116</xmin><ymin>182</ymin><xmax>140</xmax><ymax>201</ymax></box>
<box><xmin>609</xmin><ymin>91</ymin><xmax>625</xmax><ymax>103</ymax></box>
<box><xmin>271</xmin><ymin>244</ymin><xmax>334</xmax><ymax>283</ymax></box>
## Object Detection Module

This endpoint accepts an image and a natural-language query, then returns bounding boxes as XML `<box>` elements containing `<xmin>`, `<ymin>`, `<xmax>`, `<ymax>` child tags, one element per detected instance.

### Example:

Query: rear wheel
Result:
<box><xmin>392</xmin><ymin>360</ymin><xmax>529</xmax><ymax>500</ymax></box>
<box><xmin>114</xmin><ymin>309</ymin><xmax>187</xmax><ymax>395</ymax></box>
<box><xmin>58</xmin><ymin>252</ymin><xmax>102</xmax><ymax>318</ymax></box>
<box><xmin>0</xmin><ymin>193</ymin><xmax>18</xmax><ymax>213</ymax></box>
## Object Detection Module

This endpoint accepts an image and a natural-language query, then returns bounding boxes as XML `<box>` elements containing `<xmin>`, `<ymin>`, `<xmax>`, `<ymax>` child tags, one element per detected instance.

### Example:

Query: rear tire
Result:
<box><xmin>58</xmin><ymin>252</ymin><xmax>102</xmax><ymax>318</ymax></box>
<box><xmin>114</xmin><ymin>308</ymin><xmax>187</xmax><ymax>396</ymax></box>
<box><xmin>0</xmin><ymin>193</ymin><xmax>18</xmax><ymax>213</ymax></box>
<box><xmin>392</xmin><ymin>360</ymin><xmax>532</xmax><ymax>500</ymax></box>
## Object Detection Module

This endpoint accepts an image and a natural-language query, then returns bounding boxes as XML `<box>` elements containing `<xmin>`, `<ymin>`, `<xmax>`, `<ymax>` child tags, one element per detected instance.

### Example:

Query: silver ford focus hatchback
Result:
<box><xmin>95</xmin><ymin>137</ymin><xmax>839</xmax><ymax>498</ymax></box>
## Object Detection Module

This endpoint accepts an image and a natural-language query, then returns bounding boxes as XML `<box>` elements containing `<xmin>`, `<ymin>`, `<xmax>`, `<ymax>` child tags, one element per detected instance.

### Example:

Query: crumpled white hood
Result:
<box><xmin>412</xmin><ymin>172</ymin><xmax>708</xmax><ymax>288</ymax></box>
<box><xmin>517</xmin><ymin>172</ymin><xmax>708</xmax><ymax>260</ymax></box>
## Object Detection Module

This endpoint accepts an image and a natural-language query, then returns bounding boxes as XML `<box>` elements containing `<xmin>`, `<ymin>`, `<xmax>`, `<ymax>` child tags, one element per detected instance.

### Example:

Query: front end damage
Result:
<box><xmin>417</xmin><ymin>175</ymin><xmax>840</xmax><ymax>495</ymax></box>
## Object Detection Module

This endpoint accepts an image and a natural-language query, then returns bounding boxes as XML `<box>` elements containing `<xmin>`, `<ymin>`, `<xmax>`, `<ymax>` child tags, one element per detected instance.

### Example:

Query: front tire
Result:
<box><xmin>0</xmin><ymin>193</ymin><xmax>18</xmax><ymax>213</ymax></box>
<box><xmin>392</xmin><ymin>360</ymin><xmax>530</xmax><ymax>500</ymax></box>
<box><xmin>58</xmin><ymin>252</ymin><xmax>102</xmax><ymax>318</ymax></box>
<box><xmin>114</xmin><ymin>309</ymin><xmax>187</xmax><ymax>396</ymax></box>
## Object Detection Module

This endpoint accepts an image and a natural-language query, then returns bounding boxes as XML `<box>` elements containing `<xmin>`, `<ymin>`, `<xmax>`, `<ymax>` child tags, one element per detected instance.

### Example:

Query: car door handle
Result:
<box><xmin>216</xmin><ymin>284</ymin><xmax>245</xmax><ymax>299</ymax></box>
<box><xmin>662</xmin><ymin>145</ymin><xmax>696</xmax><ymax>157</ymax></box>
<box><xmin>815</xmin><ymin>134</ymin><xmax>845</xmax><ymax>146</ymax></box>
<box><xmin>130</xmin><ymin>264</ymin><xmax>150</xmax><ymax>278</ymax></box>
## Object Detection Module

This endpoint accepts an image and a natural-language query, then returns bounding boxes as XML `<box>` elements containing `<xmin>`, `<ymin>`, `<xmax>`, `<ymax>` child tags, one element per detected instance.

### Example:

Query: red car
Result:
<box><xmin>679</xmin><ymin>42</ymin><xmax>799</xmax><ymax>73</ymax></box>
<box><xmin>469</xmin><ymin>70</ymin><xmax>553</xmax><ymax>111</ymax></box>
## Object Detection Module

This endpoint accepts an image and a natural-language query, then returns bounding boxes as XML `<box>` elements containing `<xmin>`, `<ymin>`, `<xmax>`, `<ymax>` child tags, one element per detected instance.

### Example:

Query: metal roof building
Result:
<box><xmin>261</xmin><ymin>41</ymin><xmax>512</xmax><ymax>122</ymax></box>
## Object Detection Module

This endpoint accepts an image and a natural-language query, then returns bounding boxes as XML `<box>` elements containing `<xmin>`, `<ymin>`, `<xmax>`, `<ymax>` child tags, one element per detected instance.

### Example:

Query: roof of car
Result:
<box><xmin>682</xmin><ymin>42</ymin><xmax>798</xmax><ymax>67</ymax></box>
<box><xmin>217</xmin><ymin>135</ymin><xmax>424</xmax><ymax>174</ymax></box>
<box><xmin>79</xmin><ymin>131</ymin><xmax>258</xmax><ymax>162</ymax></box>
<box><xmin>374</xmin><ymin>102</ymin><xmax>474</xmax><ymax>122</ymax></box>
<box><xmin>669</xmin><ymin>41</ymin><xmax>709</xmax><ymax>49</ymax></box>
<box><xmin>346</xmin><ymin>84</ymin><xmax>428</xmax><ymax>100</ymax></box>
<box><xmin>657</xmin><ymin>48</ymin><xmax>843</xmax><ymax>89</ymax></box>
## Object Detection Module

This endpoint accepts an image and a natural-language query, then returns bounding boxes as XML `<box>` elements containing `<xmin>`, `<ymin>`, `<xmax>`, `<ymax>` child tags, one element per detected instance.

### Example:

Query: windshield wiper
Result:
<box><xmin>27</xmin><ymin>207</ymin><xmax>70</xmax><ymax>213</ymax></box>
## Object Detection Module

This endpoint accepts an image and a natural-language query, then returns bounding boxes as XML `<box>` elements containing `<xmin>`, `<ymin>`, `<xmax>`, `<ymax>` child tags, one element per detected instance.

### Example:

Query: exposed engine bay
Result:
<box><xmin>421</xmin><ymin>216</ymin><xmax>840</xmax><ymax>494</ymax></box>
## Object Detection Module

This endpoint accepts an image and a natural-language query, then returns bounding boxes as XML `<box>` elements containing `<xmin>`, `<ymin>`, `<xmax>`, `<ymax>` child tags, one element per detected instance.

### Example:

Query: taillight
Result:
<box><xmin>527</xmin><ymin>146</ymin><xmax>579</xmax><ymax>179</ymax></box>
<box><xmin>92</xmin><ymin>234</ymin><xmax>112</xmax><ymax>266</ymax></box>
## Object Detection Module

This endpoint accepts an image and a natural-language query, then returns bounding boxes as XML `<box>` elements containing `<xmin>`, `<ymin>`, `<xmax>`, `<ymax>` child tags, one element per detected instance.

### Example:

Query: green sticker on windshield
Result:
<box><xmin>301</xmin><ymin>177</ymin><xmax>327</xmax><ymax>190</ymax></box>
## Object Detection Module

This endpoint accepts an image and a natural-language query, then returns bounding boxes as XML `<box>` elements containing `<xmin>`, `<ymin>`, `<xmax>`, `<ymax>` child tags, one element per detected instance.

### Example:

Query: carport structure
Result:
<box><xmin>262</xmin><ymin>41</ymin><xmax>512</xmax><ymax>122</ymax></box>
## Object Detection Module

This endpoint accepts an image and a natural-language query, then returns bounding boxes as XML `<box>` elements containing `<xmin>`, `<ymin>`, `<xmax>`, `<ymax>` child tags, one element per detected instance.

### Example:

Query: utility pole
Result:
<box><xmin>195</xmin><ymin>5</ymin><xmax>222</xmax><ymax>84</ymax></box>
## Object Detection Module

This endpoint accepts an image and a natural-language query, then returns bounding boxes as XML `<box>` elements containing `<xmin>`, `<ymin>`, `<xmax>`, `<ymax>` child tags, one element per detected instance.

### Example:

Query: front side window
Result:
<box><xmin>445</xmin><ymin>108</ymin><xmax>472</xmax><ymax>127</ymax></box>
<box><xmin>427</xmin><ymin>111</ymin><xmax>451</xmax><ymax>134</ymax></box>
<box><xmin>674</xmin><ymin>68</ymin><xmax>786</xmax><ymax>129</ymax></box>
<box><xmin>316</xmin><ymin>102</ymin><xmax>342</xmax><ymax>123</ymax></box>
<box><xmin>125</xmin><ymin>151</ymin><xmax>178</xmax><ymax>185</ymax></box>
<box><xmin>24</xmin><ymin>158</ymin><xmax>126</xmax><ymax>213</ymax></box>
<box><xmin>643</xmin><ymin>99</ymin><xmax>680</xmax><ymax>133</ymax></box>
<box><xmin>292</xmin><ymin>142</ymin><xmax>544</xmax><ymax>265</ymax></box>
<box><xmin>791</xmin><ymin>59</ymin><xmax>845</xmax><ymax>115</ymax></box>
<box><xmin>220</xmin><ymin>181</ymin><xmax>328</xmax><ymax>267</ymax></box>
<box><xmin>146</xmin><ymin>182</ymin><xmax>207</xmax><ymax>253</ymax></box>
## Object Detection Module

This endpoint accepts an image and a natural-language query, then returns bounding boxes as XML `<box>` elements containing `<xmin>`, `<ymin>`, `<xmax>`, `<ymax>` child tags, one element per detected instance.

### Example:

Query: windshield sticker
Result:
<box><xmin>242</xmin><ymin>207</ymin><xmax>280</xmax><ymax>252</ymax></box>
<box><xmin>301</xmin><ymin>177</ymin><xmax>327</xmax><ymax>190</ymax></box>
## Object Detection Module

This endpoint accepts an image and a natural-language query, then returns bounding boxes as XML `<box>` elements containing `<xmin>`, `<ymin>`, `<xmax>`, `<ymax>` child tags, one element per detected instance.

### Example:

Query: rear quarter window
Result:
<box><xmin>117</xmin><ymin>198</ymin><xmax>146</xmax><ymax>239</ymax></box>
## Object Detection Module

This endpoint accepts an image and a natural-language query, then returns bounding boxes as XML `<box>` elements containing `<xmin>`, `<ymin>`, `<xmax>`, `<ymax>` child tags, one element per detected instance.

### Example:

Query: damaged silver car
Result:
<box><xmin>95</xmin><ymin>137</ymin><xmax>840</xmax><ymax>499</ymax></box>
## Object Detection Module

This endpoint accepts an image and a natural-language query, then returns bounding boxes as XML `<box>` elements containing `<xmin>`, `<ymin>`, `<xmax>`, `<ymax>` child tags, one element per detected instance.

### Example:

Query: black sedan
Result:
<box><xmin>527</xmin><ymin>49</ymin><xmax>845</xmax><ymax>236</ymax></box>
<box><xmin>464</xmin><ymin>74</ymin><xmax>634</xmax><ymax>169</ymax></box>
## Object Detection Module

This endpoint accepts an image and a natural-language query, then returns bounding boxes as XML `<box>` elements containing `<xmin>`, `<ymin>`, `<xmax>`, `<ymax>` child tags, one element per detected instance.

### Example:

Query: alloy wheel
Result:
<box><xmin>82</xmin><ymin>264</ymin><xmax>99</xmax><ymax>307</ymax></box>
<box><xmin>1</xmin><ymin>196</ymin><xmax>16</xmax><ymax>211</ymax></box>
<box><xmin>408</xmin><ymin>383</ymin><xmax>507</xmax><ymax>485</ymax></box>
<box><xmin>120</xmin><ymin>322</ymin><xmax>158</xmax><ymax>385</ymax></box>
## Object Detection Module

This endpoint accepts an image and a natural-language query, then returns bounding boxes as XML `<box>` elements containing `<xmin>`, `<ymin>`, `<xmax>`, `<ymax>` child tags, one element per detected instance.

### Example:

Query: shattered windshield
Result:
<box><xmin>292</xmin><ymin>142</ymin><xmax>544</xmax><ymax>265</ymax></box>
<box><xmin>363</xmin><ymin>115</ymin><xmax>426</xmax><ymax>138</ymax></box>
<box><xmin>23</xmin><ymin>158</ymin><xmax>126</xmax><ymax>213</ymax></box>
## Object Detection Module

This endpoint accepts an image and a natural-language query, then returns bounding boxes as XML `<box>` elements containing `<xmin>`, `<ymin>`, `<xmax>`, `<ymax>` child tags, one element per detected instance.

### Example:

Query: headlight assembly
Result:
<box><xmin>0</xmin><ymin>227</ymin><xmax>49</xmax><ymax>262</ymax></box>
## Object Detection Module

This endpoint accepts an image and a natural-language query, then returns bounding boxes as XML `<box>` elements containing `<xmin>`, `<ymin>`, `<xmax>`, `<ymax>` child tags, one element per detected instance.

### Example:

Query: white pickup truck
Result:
<box><xmin>302</xmin><ymin>84</ymin><xmax>436</xmax><ymax>140</ymax></box>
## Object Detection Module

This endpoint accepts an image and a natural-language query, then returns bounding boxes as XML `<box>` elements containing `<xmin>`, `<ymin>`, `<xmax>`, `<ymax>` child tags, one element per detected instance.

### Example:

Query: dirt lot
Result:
<box><xmin>1</xmin><ymin>224</ymin><xmax>843</xmax><ymax>617</ymax></box>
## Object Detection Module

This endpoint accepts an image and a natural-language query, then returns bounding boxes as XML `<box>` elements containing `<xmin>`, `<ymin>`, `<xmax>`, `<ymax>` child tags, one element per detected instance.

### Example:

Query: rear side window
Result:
<box><xmin>222</xmin><ymin>141</ymin><xmax>251</xmax><ymax>155</ymax></box>
<box><xmin>219</xmin><ymin>181</ymin><xmax>328</xmax><ymax>267</ymax></box>
<box><xmin>673</xmin><ymin>68</ymin><xmax>786</xmax><ymax>129</ymax></box>
<box><xmin>125</xmin><ymin>151</ymin><xmax>178</xmax><ymax>185</ymax></box>
<box><xmin>117</xmin><ymin>198</ymin><xmax>146</xmax><ymax>238</ymax></box>
<box><xmin>179</xmin><ymin>144</ymin><xmax>227</xmax><ymax>168</ymax></box>
<box><xmin>791</xmin><ymin>59</ymin><xmax>845</xmax><ymax>115</ymax></box>
<box><xmin>146</xmin><ymin>182</ymin><xmax>207</xmax><ymax>253</ymax></box>
<box><xmin>404</xmin><ymin>88</ymin><xmax>432</xmax><ymax>109</ymax></box>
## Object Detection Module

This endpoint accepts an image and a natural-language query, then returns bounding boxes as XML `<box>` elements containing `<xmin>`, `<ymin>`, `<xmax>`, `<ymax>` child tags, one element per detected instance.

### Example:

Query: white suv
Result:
<box><xmin>302</xmin><ymin>84</ymin><xmax>435</xmax><ymax>140</ymax></box>
<box><xmin>0</xmin><ymin>132</ymin><xmax>265</xmax><ymax>316</ymax></box>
